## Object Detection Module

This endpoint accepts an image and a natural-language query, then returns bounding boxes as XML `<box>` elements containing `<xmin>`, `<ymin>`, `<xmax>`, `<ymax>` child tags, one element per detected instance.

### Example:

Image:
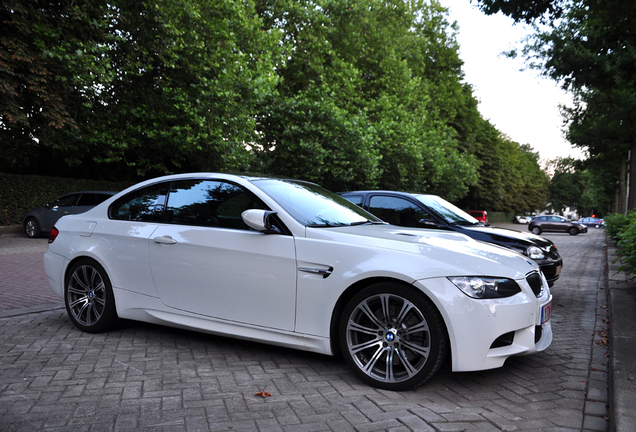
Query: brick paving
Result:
<box><xmin>0</xmin><ymin>228</ymin><xmax>609</xmax><ymax>431</ymax></box>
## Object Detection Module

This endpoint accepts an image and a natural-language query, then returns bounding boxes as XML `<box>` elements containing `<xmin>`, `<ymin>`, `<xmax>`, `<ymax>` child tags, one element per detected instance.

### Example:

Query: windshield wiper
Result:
<box><xmin>307</xmin><ymin>222</ymin><xmax>348</xmax><ymax>228</ymax></box>
<box><xmin>349</xmin><ymin>220</ymin><xmax>384</xmax><ymax>226</ymax></box>
<box><xmin>450</xmin><ymin>220</ymin><xmax>478</xmax><ymax>226</ymax></box>
<box><xmin>308</xmin><ymin>219</ymin><xmax>383</xmax><ymax>228</ymax></box>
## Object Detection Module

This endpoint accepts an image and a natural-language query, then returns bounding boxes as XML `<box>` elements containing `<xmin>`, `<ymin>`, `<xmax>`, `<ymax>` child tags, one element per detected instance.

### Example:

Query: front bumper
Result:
<box><xmin>415</xmin><ymin>274</ymin><xmax>552</xmax><ymax>372</ymax></box>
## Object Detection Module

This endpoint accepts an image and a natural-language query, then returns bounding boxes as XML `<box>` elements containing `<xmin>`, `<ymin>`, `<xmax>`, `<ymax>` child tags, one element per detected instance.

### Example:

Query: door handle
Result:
<box><xmin>153</xmin><ymin>236</ymin><xmax>177</xmax><ymax>245</ymax></box>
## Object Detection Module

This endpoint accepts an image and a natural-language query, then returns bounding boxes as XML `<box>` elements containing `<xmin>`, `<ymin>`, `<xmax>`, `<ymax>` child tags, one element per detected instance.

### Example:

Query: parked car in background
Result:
<box><xmin>578</xmin><ymin>217</ymin><xmax>605</xmax><ymax>229</ymax></box>
<box><xmin>514</xmin><ymin>215</ymin><xmax>533</xmax><ymax>224</ymax></box>
<box><xmin>22</xmin><ymin>191</ymin><xmax>115</xmax><ymax>238</ymax></box>
<box><xmin>44</xmin><ymin>173</ymin><xmax>553</xmax><ymax>391</ymax></box>
<box><xmin>528</xmin><ymin>215</ymin><xmax>588</xmax><ymax>236</ymax></box>
<box><xmin>467</xmin><ymin>210</ymin><xmax>488</xmax><ymax>224</ymax></box>
<box><xmin>339</xmin><ymin>191</ymin><xmax>563</xmax><ymax>286</ymax></box>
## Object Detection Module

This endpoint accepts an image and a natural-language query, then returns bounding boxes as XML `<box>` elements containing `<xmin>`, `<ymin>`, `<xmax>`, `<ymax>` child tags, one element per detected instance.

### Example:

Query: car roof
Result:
<box><xmin>340</xmin><ymin>190</ymin><xmax>436</xmax><ymax>198</ymax></box>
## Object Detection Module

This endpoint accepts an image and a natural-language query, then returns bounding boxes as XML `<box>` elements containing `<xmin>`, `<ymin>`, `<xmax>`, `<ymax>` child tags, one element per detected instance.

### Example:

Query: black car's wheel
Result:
<box><xmin>339</xmin><ymin>282</ymin><xmax>448</xmax><ymax>391</ymax></box>
<box><xmin>24</xmin><ymin>218</ymin><xmax>41</xmax><ymax>238</ymax></box>
<box><xmin>531</xmin><ymin>226</ymin><xmax>542</xmax><ymax>235</ymax></box>
<box><xmin>65</xmin><ymin>259</ymin><xmax>118</xmax><ymax>333</ymax></box>
<box><xmin>568</xmin><ymin>227</ymin><xmax>578</xmax><ymax>235</ymax></box>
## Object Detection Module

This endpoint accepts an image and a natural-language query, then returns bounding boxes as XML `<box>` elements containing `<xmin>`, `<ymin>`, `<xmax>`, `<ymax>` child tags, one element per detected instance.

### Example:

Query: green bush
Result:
<box><xmin>604</xmin><ymin>213</ymin><xmax>630</xmax><ymax>241</ymax></box>
<box><xmin>0</xmin><ymin>173</ymin><xmax>133</xmax><ymax>227</ymax></box>
<box><xmin>605</xmin><ymin>211</ymin><xmax>636</xmax><ymax>275</ymax></box>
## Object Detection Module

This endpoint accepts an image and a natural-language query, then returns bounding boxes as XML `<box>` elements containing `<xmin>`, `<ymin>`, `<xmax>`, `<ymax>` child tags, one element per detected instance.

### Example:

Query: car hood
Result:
<box><xmin>305</xmin><ymin>224</ymin><xmax>539</xmax><ymax>281</ymax></box>
<box><xmin>460</xmin><ymin>225</ymin><xmax>554</xmax><ymax>248</ymax></box>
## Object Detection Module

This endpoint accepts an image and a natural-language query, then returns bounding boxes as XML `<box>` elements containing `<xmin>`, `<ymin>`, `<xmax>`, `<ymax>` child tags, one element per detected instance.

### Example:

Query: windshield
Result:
<box><xmin>254</xmin><ymin>179</ymin><xmax>382</xmax><ymax>227</ymax></box>
<box><xmin>415</xmin><ymin>194</ymin><xmax>481</xmax><ymax>226</ymax></box>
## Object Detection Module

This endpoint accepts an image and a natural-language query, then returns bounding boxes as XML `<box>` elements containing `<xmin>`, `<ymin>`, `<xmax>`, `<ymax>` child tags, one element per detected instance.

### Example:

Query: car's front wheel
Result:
<box><xmin>339</xmin><ymin>282</ymin><xmax>448</xmax><ymax>391</ymax></box>
<box><xmin>24</xmin><ymin>218</ymin><xmax>41</xmax><ymax>238</ymax></box>
<box><xmin>531</xmin><ymin>226</ymin><xmax>542</xmax><ymax>235</ymax></box>
<box><xmin>568</xmin><ymin>227</ymin><xmax>579</xmax><ymax>235</ymax></box>
<box><xmin>65</xmin><ymin>259</ymin><xmax>119</xmax><ymax>333</ymax></box>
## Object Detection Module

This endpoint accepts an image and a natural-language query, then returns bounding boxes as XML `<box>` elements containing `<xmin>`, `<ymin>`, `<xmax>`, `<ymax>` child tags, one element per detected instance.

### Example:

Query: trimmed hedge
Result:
<box><xmin>1</xmin><ymin>173</ymin><xmax>134</xmax><ymax>227</ymax></box>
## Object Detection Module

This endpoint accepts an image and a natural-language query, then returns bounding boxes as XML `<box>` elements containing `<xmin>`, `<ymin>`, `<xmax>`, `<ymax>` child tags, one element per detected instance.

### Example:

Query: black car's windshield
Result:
<box><xmin>255</xmin><ymin>179</ymin><xmax>382</xmax><ymax>227</ymax></box>
<box><xmin>415</xmin><ymin>194</ymin><xmax>481</xmax><ymax>226</ymax></box>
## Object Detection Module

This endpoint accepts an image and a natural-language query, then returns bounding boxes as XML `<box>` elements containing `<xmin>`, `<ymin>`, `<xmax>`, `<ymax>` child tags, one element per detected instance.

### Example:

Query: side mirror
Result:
<box><xmin>242</xmin><ymin>210</ymin><xmax>280</xmax><ymax>233</ymax></box>
<box><xmin>418</xmin><ymin>220</ymin><xmax>440</xmax><ymax>228</ymax></box>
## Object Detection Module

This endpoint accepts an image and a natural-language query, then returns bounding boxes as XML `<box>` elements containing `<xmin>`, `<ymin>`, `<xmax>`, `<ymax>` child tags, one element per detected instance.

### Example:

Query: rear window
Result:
<box><xmin>77</xmin><ymin>193</ymin><xmax>111</xmax><ymax>206</ymax></box>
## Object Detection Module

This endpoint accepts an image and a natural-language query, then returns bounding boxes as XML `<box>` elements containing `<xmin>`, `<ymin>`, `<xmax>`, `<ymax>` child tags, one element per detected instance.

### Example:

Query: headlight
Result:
<box><xmin>448</xmin><ymin>277</ymin><xmax>522</xmax><ymax>299</ymax></box>
<box><xmin>526</xmin><ymin>245</ymin><xmax>545</xmax><ymax>259</ymax></box>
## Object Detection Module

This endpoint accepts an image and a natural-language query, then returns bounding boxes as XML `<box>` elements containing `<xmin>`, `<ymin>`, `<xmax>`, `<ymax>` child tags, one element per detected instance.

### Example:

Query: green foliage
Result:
<box><xmin>479</xmin><ymin>0</ymin><xmax>636</xmax><ymax>212</ymax></box>
<box><xmin>1</xmin><ymin>0</ymin><xmax>547</xmax><ymax>212</ymax></box>
<box><xmin>0</xmin><ymin>173</ymin><xmax>133</xmax><ymax>226</ymax></box>
<box><xmin>604</xmin><ymin>213</ymin><xmax>630</xmax><ymax>242</ymax></box>
<box><xmin>608</xmin><ymin>211</ymin><xmax>636</xmax><ymax>275</ymax></box>
<box><xmin>459</xmin><ymin>133</ymin><xmax>548</xmax><ymax>213</ymax></box>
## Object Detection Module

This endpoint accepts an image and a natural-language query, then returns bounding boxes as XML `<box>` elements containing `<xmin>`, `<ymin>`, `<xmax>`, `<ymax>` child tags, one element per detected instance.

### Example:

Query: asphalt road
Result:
<box><xmin>0</xmin><ymin>225</ymin><xmax>610</xmax><ymax>431</ymax></box>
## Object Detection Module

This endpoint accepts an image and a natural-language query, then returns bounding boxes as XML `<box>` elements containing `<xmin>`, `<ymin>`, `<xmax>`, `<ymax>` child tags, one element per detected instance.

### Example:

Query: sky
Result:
<box><xmin>439</xmin><ymin>0</ymin><xmax>586</xmax><ymax>163</ymax></box>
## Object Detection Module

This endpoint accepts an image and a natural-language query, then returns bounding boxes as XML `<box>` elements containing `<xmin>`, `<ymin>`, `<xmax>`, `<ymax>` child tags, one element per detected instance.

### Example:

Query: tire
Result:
<box><xmin>595</xmin><ymin>224</ymin><xmax>600</xmax><ymax>229</ymax></box>
<box><xmin>64</xmin><ymin>259</ymin><xmax>119</xmax><ymax>333</ymax></box>
<box><xmin>338</xmin><ymin>282</ymin><xmax>448</xmax><ymax>391</ymax></box>
<box><xmin>531</xmin><ymin>226</ymin><xmax>542</xmax><ymax>235</ymax></box>
<box><xmin>24</xmin><ymin>218</ymin><xmax>41</xmax><ymax>238</ymax></box>
<box><xmin>568</xmin><ymin>227</ymin><xmax>578</xmax><ymax>235</ymax></box>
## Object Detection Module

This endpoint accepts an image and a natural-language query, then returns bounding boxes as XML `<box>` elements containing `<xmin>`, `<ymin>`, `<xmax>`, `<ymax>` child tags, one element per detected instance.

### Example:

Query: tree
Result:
<box><xmin>472</xmin><ymin>0</ymin><xmax>636</xmax><ymax>212</ymax></box>
<box><xmin>470</xmin><ymin>0</ymin><xmax>566</xmax><ymax>23</ymax></box>
<box><xmin>0</xmin><ymin>0</ymin><xmax>114</xmax><ymax>175</ymax></box>
<box><xmin>254</xmin><ymin>0</ymin><xmax>478</xmax><ymax>197</ymax></box>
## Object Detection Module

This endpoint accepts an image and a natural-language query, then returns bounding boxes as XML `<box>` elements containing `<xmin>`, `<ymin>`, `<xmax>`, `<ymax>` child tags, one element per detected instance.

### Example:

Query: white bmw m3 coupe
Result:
<box><xmin>44</xmin><ymin>173</ymin><xmax>552</xmax><ymax>390</ymax></box>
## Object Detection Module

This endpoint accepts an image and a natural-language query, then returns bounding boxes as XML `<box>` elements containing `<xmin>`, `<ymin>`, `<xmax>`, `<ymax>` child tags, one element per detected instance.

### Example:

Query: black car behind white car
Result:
<box><xmin>340</xmin><ymin>191</ymin><xmax>563</xmax><ymax>287</ymax></box>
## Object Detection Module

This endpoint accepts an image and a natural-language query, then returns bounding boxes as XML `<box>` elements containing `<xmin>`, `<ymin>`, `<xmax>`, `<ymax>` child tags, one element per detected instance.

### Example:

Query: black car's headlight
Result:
<box><xmin>526</xmin><ymin>245</ymin><xmax>545</xmax><ymax>260</ymax></box>
<box><xmin>449</xmin><ymin>277</ymin><xmax>522</xmax><ymax>299</ymax></box>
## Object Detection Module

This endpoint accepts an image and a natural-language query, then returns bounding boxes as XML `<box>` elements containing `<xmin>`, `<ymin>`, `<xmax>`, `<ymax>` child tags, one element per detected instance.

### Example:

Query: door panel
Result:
<box><xmin>149</xmin><ymin>225</ymin><xmax>297</xmax><ymax>330</ymax></box>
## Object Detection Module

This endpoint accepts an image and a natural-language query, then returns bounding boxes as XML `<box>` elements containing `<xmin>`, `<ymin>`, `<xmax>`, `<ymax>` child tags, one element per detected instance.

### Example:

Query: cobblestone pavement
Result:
<box><xmin>0</xmin><ymin>227</ymin><xmax>609</xmax><ymax>431</ymax></box>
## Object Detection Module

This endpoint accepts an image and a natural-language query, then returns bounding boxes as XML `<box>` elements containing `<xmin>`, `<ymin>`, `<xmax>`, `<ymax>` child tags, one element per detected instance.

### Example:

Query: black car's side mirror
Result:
<box><xmin>419</xmin><ymin>220</ymin><xmax>440</xmax><ymax>228</ymax></box>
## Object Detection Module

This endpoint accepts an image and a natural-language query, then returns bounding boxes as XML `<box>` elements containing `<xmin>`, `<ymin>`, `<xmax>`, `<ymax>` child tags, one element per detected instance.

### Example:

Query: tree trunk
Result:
<box><xmin>618</xmin><ymin>153</ymin><xmax>627</xmax><ymax>213</ymax></box>
<box><xmin>629</xmin><ymin>142</ymin><xmax>636</xmax><ymax>211</ymax></box>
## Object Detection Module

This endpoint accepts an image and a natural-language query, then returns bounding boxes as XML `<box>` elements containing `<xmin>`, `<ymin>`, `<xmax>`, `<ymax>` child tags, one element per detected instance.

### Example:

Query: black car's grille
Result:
<box><xmin>526</xmin><ymin>272</ymin><xmax>544</xmax><ymax>297</ymax></box>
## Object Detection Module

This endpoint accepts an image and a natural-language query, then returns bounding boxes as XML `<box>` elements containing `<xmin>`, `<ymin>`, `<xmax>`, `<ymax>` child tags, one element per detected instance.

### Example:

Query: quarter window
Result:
<box><xmin>110</xmin><ymin>183</ymin><xmax>169</xmax><ymax>222</ymax></box>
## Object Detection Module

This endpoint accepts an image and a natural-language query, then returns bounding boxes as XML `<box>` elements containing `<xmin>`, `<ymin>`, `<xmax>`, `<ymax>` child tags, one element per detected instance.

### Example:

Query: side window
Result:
<box><xmin>369</xmin><ymin>196</ymin><xmax>435</xmax><ymax>227</ymax></box>
<box><xmin>53</xmin><ymin>194</ymin><xmax>81</xmax><ymax>208</ymax></box>
<box><xmin>165</xmin><ymin>180</ymin><xmax>268</xmax><ymax>230</ymax></box>
<box><xmin>109</xmin><ymin>183</ymin><xmax>169</xmax><ymax>222</ymax></box>
<box><xmin>343</xmin><ymin>195</ymin><xmax>364</xmax><ymax>206</ymax></box>
<box><xmin>77</xmin><ymin>193</ymin><xmax>109</xmax><ymax>206</ymax></box>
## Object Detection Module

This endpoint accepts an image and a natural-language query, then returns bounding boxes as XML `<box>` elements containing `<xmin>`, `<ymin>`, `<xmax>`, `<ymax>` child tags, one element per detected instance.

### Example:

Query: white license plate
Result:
<box><xmin>541</xmin><ymin>301</ymin><xmax>552</xmax><ymax>324</ymax></box>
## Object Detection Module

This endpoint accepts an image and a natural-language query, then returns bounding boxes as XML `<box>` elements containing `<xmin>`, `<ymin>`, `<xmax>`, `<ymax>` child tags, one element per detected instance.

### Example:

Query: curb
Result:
<box><xmin>606</xmin><ymin>238</ymin><xmax>636</xmax><ymax>432</ymax></box>
<box><xmin>0</xmin><ymin>225</ymin><xmax>22</xmax><ymax>235</ymax></box>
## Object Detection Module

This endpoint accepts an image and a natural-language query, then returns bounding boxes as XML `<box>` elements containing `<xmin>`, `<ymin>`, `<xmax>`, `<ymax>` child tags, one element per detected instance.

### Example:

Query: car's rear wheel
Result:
<box><xmin>568</xmin><ymin>227</ymin><xmax>578</xmax><ymax>235</ymax></box>
<box><xmin>339</xmin><ymin>282</ymin><xmax>448</xmax><ymax>391</ymax></box>
<box><xmin>65</xmin><ymin>259</ymin><xmax>118</xmax><ymax>333</ymax></box>
<box><xmin>24</xmin><ymin>218</ymin><xmax>41</xmax><ymax>238</ymax></box>
<box><xmin>531</xmin><ymin>226</ymin><xmax>542</xmax><ymax>235</ymax></box>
